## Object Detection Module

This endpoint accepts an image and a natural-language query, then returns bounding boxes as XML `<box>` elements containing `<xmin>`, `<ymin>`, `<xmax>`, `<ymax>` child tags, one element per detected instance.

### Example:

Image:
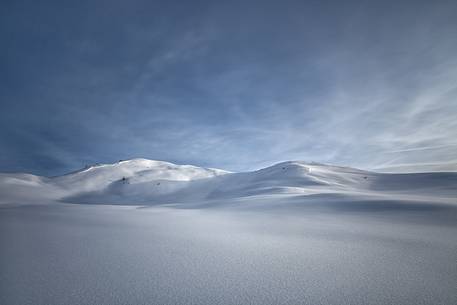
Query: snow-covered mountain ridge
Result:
<box><xmin>1</xmin><ymin>158</ymin><xmax>456</xmax><ymax>205</ymax></box>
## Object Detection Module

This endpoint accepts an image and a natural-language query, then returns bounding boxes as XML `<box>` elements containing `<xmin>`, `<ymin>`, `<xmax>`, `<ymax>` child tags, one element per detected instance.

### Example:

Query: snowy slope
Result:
<box><xmin>0</xmin><ymin>173</ymin><xmax>64</xmax><ymax>204</ymax></box>
<box><xmin>52</xmin><ymin>158</ymin><xmax>228</xmax><ymax>192</ymax></box>
<box><xmin>1</xmin><ymin>159</ymin><xmax>456</xmax><ymax>205</ymax></box>
<box><xmin>3</xmin><ymin>159</ymin><xmax>457</xmax><ymax>305</ymax></box>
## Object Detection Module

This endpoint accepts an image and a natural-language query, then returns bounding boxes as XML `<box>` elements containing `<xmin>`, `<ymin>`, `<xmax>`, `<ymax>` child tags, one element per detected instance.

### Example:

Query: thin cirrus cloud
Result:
<box><xmin>0</xmin><ymin>0</ymin><xmax>456</xmax><ymax>176</ymax></box>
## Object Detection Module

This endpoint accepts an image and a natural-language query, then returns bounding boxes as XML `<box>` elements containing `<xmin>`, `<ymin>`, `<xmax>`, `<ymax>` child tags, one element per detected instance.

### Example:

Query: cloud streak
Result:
<box><xmin>1</xmin><ymin>0</ymin><xmax>457</xmax><ymax>175</ymax></box>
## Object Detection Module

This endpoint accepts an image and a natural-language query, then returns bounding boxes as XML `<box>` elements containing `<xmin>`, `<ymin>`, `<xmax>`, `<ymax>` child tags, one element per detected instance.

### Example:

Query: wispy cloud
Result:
<box><xmin>1</xmin><ymin>0</ymin><xmax>457</xmax><ymax>175</ymax></box>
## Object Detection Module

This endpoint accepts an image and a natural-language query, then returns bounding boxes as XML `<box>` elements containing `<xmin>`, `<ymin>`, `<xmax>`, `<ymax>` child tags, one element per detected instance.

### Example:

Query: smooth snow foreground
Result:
<box><xmin>1</xmin><ymin>159</ymin><xmax>457</xmax><ymax>305</ymax></box>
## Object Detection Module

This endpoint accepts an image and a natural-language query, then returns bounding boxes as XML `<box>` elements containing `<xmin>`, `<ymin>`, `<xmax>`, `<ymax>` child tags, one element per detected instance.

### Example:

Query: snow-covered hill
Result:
<box><xmin>3</xmin><ymin>159</ymin><xmax>457</xmax><ymax>305</ymax></box>
<box><xmin>52</xmin><ymin>158</ymin><xmax>228</xmax><ymax>192</ymax></box>
<box><xmin>1</xmin><ymin>159</ymin><xmax>456</xmax><ymax>206</ymax></box>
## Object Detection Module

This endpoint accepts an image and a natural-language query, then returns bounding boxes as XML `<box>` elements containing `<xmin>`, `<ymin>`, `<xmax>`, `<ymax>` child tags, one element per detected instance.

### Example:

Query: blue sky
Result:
<box><xmin>1</xmin><ymin>0</ymin><xmax>457</xmax><ymax>175</ymax></box>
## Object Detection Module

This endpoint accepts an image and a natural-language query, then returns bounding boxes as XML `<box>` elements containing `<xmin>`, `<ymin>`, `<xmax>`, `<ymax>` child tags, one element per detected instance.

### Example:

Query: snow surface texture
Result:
<box><xmin>1</xmin><ymin>159</ymin><xmax>457</xmax><ymax>305</ymax></box>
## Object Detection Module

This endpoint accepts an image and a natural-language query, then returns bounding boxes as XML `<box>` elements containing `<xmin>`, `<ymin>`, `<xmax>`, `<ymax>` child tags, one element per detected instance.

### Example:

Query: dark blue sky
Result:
<box><xmin>2</xmin><ymin>0</ymin><xmax>457</xmax><ymax>175</ymax></box>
